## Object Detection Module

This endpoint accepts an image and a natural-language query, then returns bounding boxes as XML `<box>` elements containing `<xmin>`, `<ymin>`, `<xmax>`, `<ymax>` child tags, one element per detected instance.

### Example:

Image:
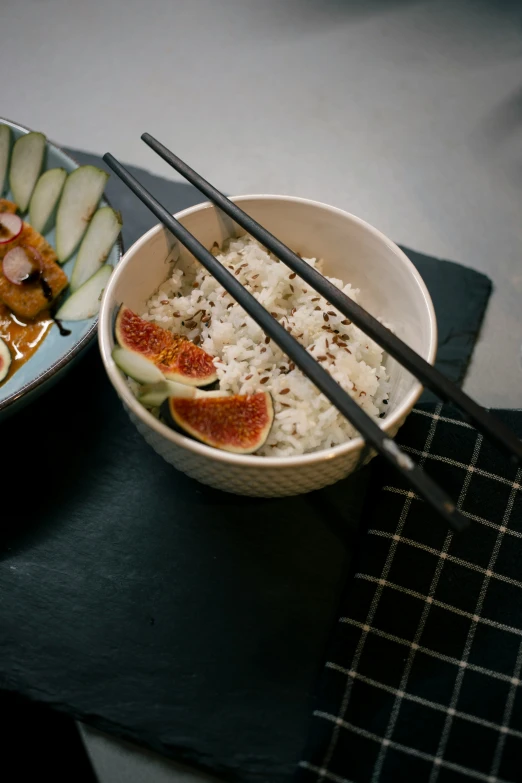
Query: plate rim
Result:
<box><xmin>0</xmin><ymin>116</ymin><xmax>124</xmax><ymax>414</ymax></box>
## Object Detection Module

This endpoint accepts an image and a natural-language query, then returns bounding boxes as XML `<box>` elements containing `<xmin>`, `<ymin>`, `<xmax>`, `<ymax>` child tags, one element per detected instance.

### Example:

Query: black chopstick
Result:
<box><xmin>141</xmin><ymin>133</ymin><xmax>522</xmax><ymax>466</ymax></box>
<box><xmin>104</xmin><ymin>152</ymin><xmax>467</xmax><ymax>532</ymax></box>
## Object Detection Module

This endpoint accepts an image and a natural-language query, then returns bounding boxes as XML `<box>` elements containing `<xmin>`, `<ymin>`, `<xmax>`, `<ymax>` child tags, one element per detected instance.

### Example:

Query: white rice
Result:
<box><xmin>141</xmin><ymin>235</ymin><xmax>391</xmax><ymax>457</ymax></box>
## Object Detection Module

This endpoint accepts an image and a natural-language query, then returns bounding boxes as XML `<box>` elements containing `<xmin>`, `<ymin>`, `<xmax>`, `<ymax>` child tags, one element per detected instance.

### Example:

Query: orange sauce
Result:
<box><xmin>0</xmin><ymin>303</ymin><xmax>53</xmax><ymax>384</ymax></box>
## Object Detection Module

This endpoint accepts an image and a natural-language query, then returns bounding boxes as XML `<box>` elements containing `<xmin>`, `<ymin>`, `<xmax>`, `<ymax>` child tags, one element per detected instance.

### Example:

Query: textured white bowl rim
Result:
<box><xmin>99</xmin><ymin>194</ymin><xmax>437</xmax><ymax>469</ymax></box>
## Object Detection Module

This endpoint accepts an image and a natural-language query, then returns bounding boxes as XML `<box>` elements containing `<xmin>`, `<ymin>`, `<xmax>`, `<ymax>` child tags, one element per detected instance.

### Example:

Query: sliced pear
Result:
<box><xmin>29</xmin><ymin>167</ymin><xmax>67</xmax><ymax>234</ymax></box>
<box><xmin>0</xmin><ymin>124</ymin><xmax>12</xmax><ymax>197</ymax></box>
<box><xmin>9</xmin><ymin>132</ymin><xmax>46</xmax><ymax>212</ymax></box>
<box><xmin>70</xmin><ymin>207</ymin><xmax>121</xmax><ymax>291</ymax></box>
<box><xmin>112</xmin><ymin>347</ymin><xmax>165</xmax><ymax>385</ymax></box>
<box><xmin>0</xmin><ymin>336</ymin><xmax>11</xmax><ymax>382</ymax></box>
<box><xmin>55</xmin><ymin>264</ymin><xmax>112</xmax><ymax>321</ymax></box>
<box><xmin>55</xmin><ymin>165</ymin><xmax>109</xmax><ymax>263</ymax></box>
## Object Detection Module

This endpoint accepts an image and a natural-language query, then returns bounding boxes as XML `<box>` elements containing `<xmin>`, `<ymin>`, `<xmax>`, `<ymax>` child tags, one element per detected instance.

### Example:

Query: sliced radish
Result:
<box><xmin>0</xmin><ymin>213</ymin><xmax>23</xmax><ymax>245</ymax></box>
<box><xmin>55</xmin><ymin>165</ymin><xmax>109</xmax><ymax>263</ymax></box>
<box><xmin>9</xmin><ymin>132</ymin><xmax>47</xmax><ymax>212</ymax></box>
<box><xmin>0</xmin><ymin>336</ymin><xmax>11</xmax><ymax>382</ymax></box>
<box><xmin>29</xmin><ymin>167</ymin><xmax>67</xmax><ymax>234</ymax></box>
<box><xmin>55</xmin><ymin>264</ymin><xmax>112</xmax><ymax>321</ymax></box>
<box><xmin>0</xmin><ymin>124</ymin><xmax>12</xmax><ymax>197</ymax></box>
<box><xmin>70</xmin><ymin>207</ymin><xmax>122</xmax><ymax>291</ymax></box>
<box><xmin>112</xmin><ymin>347</ymin><xmax>165</xmax><ymax>385</ymax></box>
<box><xmin>3</xmin><ymin>246</ymin><xmax>42</xmax><ymax>285</ymax></box>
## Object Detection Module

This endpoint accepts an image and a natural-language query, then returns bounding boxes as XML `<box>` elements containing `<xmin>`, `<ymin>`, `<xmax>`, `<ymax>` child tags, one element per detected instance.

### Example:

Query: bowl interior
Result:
<box><xmin>0</xmin><ymin>118</ymin><xmax>122</xmax><ymax>414</ymax></box>
<box><xmin>102</xmin><ymin>196</ymin><xmax>436</xmax><ymax>442</ymax></box>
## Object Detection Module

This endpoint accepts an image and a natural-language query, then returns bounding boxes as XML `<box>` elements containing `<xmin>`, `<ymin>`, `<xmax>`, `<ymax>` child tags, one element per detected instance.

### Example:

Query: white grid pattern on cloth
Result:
<box><xmin>372</xmin><ymin>431</ymin><xmax>483</xmax><ymax>781</ymax></box>
<box><xmin>323</xmin><ymin>665</ymin><xmax>522</xmax><ymax>741</ymax></box>
<box><xmin>354</xmin><ymin>575</ymin><xmax>522</xmax><ymax>638</ymax></box>
<box><xmin>411</xmin><ymin>409</ymin><xmax>475</xmax><ymax>430</ymax></box>
<box><xmin>381</xmin><ymin>489</ymin><xmax>522</xmax><ymax>542</ymax></box>
<box><xmin>401</xmin><ymin>446</ymin><xmax>522</xmax><ymax>491</ymax></box>
<box><xmin>298</xmin><ymin>406</ymin><xmax>522</xmax><ymax>783</ymax></box>
<box><xmin>490</xmin><ymin>638</ymin><xmax>522</xmax><ymax>778</ymax></box>
<box><xmin>312</xmin><ymin>402</ymin><xmax>445</xmax><ymax>782</ymax></box>
<box><xmin>337</xmin><ymin>616</ymin><xmax>521</xmax><ymax>686</ymax></box>
<box><xmin>308</xmin><ymin>712</ymin><xmax>514</xmax><ymax>783</ymax></box>
<box><xmin>363</xmin><ymin>532</ymin><xmax>522</xmax><ymax>591</ymax></box>
<box><xmin>429</xmin><ymin>466</ymin><xmax>522</xmax><ymax>783</ymax></box>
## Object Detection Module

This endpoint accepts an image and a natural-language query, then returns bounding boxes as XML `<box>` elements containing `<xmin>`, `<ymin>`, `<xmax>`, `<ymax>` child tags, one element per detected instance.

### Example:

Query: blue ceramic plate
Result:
<box><xmin>0</xmin><ymin>118</ymin><xmax>122</xmax><ymax>419</ymax></box>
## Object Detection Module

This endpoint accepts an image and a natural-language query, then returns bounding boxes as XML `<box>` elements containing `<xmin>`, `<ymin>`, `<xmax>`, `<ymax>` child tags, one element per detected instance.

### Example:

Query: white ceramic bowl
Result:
<box><xmin>99</xmin><ymin>195</ymin><xmax>437</xmax><ymax>497</ymax></box>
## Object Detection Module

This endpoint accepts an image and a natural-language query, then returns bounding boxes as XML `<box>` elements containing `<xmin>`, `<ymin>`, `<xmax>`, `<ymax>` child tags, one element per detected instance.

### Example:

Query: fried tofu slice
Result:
<box><xmin>0</xmin><ymin>223</ymin><xmax>68</xmax><ymax>320</ymax></box>
<box><xmin>0</xmin><ymin>199</ymin><xmax>18</xmax><ymax>214</ymax></box>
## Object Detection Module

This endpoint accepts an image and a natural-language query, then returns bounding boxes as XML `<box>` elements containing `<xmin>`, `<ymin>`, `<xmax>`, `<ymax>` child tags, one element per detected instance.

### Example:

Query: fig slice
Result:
<box><xmin>0</xmin><ymin>213</ymin><xmax>23</xmax><ymax>245</ymax></box>
<box><xmin>163</xmin><ymin>391</ymin><xmax>274</xmax><ymax>454</ymax></box>
<box><xmin>115</xmin><ymin>305</ymin><xmax>218</xmax><ymax>388</ymax></box>
<box><xmin>3</xmin><ymin>245</ymin><xmax>42</xmax><ymax>284</ymax></box>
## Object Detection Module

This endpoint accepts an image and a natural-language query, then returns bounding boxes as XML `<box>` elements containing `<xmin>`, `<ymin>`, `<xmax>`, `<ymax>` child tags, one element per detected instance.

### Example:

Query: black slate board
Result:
<box><xmin>0</xmin><ymin>152</ymin><xmax>492</xmax><ymax>783</ymax></box>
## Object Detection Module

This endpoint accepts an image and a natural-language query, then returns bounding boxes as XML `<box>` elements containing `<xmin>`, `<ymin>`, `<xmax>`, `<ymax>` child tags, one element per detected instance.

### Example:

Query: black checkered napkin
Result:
<box><xmin>297</xmin><ymin>403</ymin><xmax>522</xmax><ymax>783</ymax></box>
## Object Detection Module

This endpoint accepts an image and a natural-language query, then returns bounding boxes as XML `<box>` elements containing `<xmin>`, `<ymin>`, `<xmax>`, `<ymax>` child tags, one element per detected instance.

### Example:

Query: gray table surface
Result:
<box><xmin>2</xmin><ymin>0</ymin><xmax>522</xmax><ymax>780</ymax></box>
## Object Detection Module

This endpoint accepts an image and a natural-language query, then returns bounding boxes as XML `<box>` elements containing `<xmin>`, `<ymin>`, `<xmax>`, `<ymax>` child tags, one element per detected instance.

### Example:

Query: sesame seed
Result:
<box><xmin>327</xmin><ymin>311</ymin><xmax>336</xmax><ymax>316</ymax></box>
<box><xmin>323</xmin><ymin>313</ymin><xmax>329</xmax><ymax>322</ymax></box>
<box><xmin>317</xmin><ymin>355</ymin><xmax>327</xmax><ymax>361</ymax></box>
<box><xmin>245</xmin><ymin>374</ymin><xmax>253</xmax><ymax>380</ymax></box>
<box><xmin>260</xmin><ymin>377</ymin><xmax>269</xmax><ymax>384</ymax></box>
<box><xmin>289</xmin><ymin>272</ymin><xmax>297</xmax><ymax>279</ymax></box>
<box><xmin>280</xmin><ymin>388</ymin><xmax>290</xmax><ymax>395</ymax></box>
<box><xmin>341</xmin><ymin>319</ymin><xmax>351</xmax><ymax>325</ymax></box>
<box><xmin>264</xmin><ymin>336</ymin><xmax>270</xmax><ymax>344</ymax></box>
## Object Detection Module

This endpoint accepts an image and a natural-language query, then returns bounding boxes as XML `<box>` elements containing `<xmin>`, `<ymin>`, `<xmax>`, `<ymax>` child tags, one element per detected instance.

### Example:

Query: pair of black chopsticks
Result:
<box><xmin>103</xmin><ymin>136</ymin><xmax>522</xmax><ymax>532</ymax></box>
